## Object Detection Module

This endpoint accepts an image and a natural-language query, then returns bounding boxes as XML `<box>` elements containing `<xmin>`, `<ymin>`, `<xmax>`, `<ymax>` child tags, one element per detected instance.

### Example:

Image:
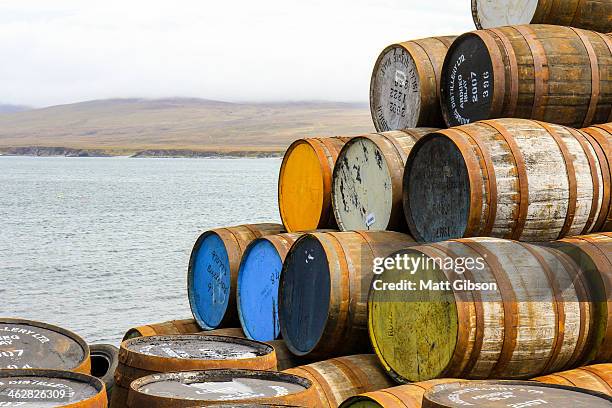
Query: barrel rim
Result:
<box><xmin>120</xmin><ymin>334</ymin><xmax>275</xmax><ymax>363</ymax></box>
<box><xmin>0</xmin><ymin>368</ymin><xmax>106</xmax><ymax>403</ymax></box>
<box><xmin>339</xmin><ymin>395</ymin><xmax>384</xmax><ymax>408</ymax></box>
<box><xmin>0</xmin><ymin>317</ymin><xmax>90</xmax><ymax>373</ymax></box>
<box><xmin>128</xmin><ymin>368</ymin><xmax>313</xmax><ymax>403</ymax></box>
<box><xmin>279</xmin><ymin>233</ymin><xmax>331</xmax><ymax>356</ymax></box>
<box><xmin>402</xmin><ymin>131</ymin><xmax>471</xmax><ymax>242</ymax></box>
<box><xmin>237</xmin><ymin>238</ymin><xmax>283</xmax><ymax>341</ymax></box>
<box><xmin>424</xmin><ymin>380</ymin><xmax>612</xmax><ymax>404</ymax></box>
<box><xmin>278</xmin><ymin>138</ymin><xmax>326</xmax><ymax>232</ymax></box>
<box><xmin>331</xmin><ymin>135</ymin><xmax>394</xmax><ymax>231</ymax></box>
<box><xmin>470</xmin><ymin>0</ymin><xmax>539</xmax><ymax>30</ymax></box>
<box><xmin>187</xmin><ymin>229</ymin><xmax>230</xmax><ymax>330</ymax></box>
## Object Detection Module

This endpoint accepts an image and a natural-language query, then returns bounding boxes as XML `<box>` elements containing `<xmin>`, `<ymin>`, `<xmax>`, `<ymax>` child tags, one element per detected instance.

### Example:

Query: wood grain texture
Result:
<box><xmin>284</xmin><ymin>355</ymin><xmax>396</xmax><ymax>408</ymax></box>
<box><xmin>535</xmin><ymin>364</ymin><xmax>612</xmax><ymax>396</ymax></box>
<box><xmin>403</xmin><ymin>118</ymin><xmax>610</xmax><ymax>242</ymax></box>
<box><xmin>368</xmin><ymin>237</ymin><xmax>600</xmax><ymax>383</ymax></box>
<box><xmin>279</xmin><ymin>231</ymin><xmax>414</xmax><ymax>358</ymax></box>
<box><xmin>279</xmin><ymin>138</ymin><xmax>350</xmax><ymax>232</ymax></box>
<box><xmin>472</xmin><ymin>0</ymin><xmax>612</xmax><ymax>33</ymax></box>
<box><xmin>122</xmin><ymin>319</ymin><xmax>202</xmax><ymax>341</ymax></box>
<box><xmin>332</xmin><ymin>129</ymin><xmax>435</xmax><ymax>232</ymax></box>
<box><xmin>441</xmin><ymin>25</ymin><xmax>612</xmax><ymax>128</ymax></box>
<box><xmin>370</xmin><ymin>37</ymin><xmax>456</xmax><ymax>131</ymax></box>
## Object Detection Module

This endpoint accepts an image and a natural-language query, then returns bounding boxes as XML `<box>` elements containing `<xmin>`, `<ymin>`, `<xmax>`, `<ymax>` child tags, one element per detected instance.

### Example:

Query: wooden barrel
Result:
<box><xmin>0</xmin><ymin>318</ymin><xmax>90</xmax><ymax>374</ymax></box>
<box><xmin>581</xmin><ymin>123</ymin><xmax>612</xmax><ymax>231</ymax></box>
<box><xmin>535</xmin><ymin>364</ymin><xmax>612</xmax><ymax>396</ymax></box>
<box><xmin>332</xmin><ymin>129</ymin><xmax>436</xmax><ymax>232</ymax></box>
<box><xmin>279</xmin><ymin>137</ymin><xmax>350</xmax><ymax>232</ymax></box>
<box><xmin>0</xmin><ymin>369</ymin><xmax>107</xmax><ymax>407</ymax></box>
<box><xmin>237</xmin><ymin>233</ymin><xmax>304</xmax><ymax>341</ymax></box>
<box><xmin>284</xmin><ymin>355</ymin><xmax>396</xmax><ymax>408</ymax></box>
<box><xmin>339</xmin><ymin>379</ymin><xmax>463</xmax><ymax>408</ymax></box>
<box><xmin>370</xmin><ymin>36</ymin><xmax>457</xmax><ymax>131</ymax></box>
<box><xmin>279</xmin><ymin>231</ymin><xmax>415</xmax><ymax>358</ymax></box>
<box><xmin>109</xmin><ymin>335</ymin><xmax>277</xmax><ymax>408</ymax></box>
<box><xmin>127</xmin><ymin>369</ymin><xmax>318</xmax><ymax>407</ymax></box>
<box><xmin>472</xmin><ymin>0</ymin><xmax>612</xmax><ymax>33</ymax></box>
<box><xmin>403</xmin><ymin>118</ymin><xmax>611</xmax><ymax>242</ymax></box>
<box><xmin>368</xmin><ymin>237</ymin><xmax>600</xmax><ymax>383</ymax></box>
<box><xmin>188</xmin><ymin>223</ymin><xmax>284</xmax><ymax>330</ymax></box>
<box><xmin>547</xmin><ymin>233</ymin><xmax>612</xmax><ymax>363</ymax></box>
<box><xmin>422</xmin><ymin>381</ymin><xmax>612</xmax><ymax>407</ymax></box>
<box><xmin>123</xmin><ymin>319</ymin><xmax>202</xmax><ymax>340</ymax></box>
<box><xmin>440</xmin><ymin>25</ymin><xmax>612</xmax><ymax>128</ymax></box>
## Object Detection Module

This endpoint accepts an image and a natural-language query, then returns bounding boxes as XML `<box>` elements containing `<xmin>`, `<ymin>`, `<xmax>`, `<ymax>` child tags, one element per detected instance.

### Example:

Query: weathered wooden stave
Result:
<box><xmin>122</xmin><ymin>318</ymin><xmax>202</xmax><ymax>340</ymax></box>
<box><xmin>279</xmin><ymin>231</ymin><xmax>415</xmax><ymax>358</ymax></box>
<box><xmin>472</xmin><ymin>0</ymin><xmax>612</xmax><ymax>33</ymax></box>
<box><xmin>109</xmin><ymin>335</ymin><xmax>277</xmax><ymax>408</ymax></box>
<box><xmin>534</xmin><ymin>363</ymin><xmax>612</xmax><ymax>396</ymax></box>
<box><xmin>367</xmin><ymin>236</ymin><xmax>608</xmax><ymax>383</ymax></box>
<box><xmin>370</xmin><ymin>36</ymin><xmax>456</xmax><ymax>131</ymax></box>
<box><xmin>284</xmin><ymin>355</ymin><xmax>396</xmax><ymax>408</ymax></box>
<box><xmin>440</xmin><ymin>25</ymin><xmax>612</xmax><ymax>128</ymax></box>
<box><xmin>279</xmin><ymin>137</ymin><xmax>350</xmax><ymax>232</ymax></box>
<box><xmin>332</xmin><ymin>129</ymin><xmax>435</xmax><ymax>232</ymax></box>
<box><xmin>403</xmin><ymin>118</ymin><xmax>611</xmax><ymax>242</ymax></box>
<box><xmin>127</xmin><ymin>369</ymin><xmax>318</xmax><ymax>407</ymax></box>
<box><xmin>188</xmin><ymin>223</ymin><xmax>284</xmax><ymax>330</ymax></box>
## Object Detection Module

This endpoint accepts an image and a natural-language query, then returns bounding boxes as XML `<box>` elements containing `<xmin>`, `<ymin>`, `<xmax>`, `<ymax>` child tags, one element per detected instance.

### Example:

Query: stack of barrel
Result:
<box><xmin>8</xmin><ymin>1</ymin><xmax>610</xmax><ymax>407</ymax></box>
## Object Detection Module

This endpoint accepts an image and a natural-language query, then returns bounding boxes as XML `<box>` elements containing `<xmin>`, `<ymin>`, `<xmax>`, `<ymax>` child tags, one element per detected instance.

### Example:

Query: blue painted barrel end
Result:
<box><xmin>279</xmin><ymin>235</ymin><xmax>330</xmax><ymax>356</ymax></box>
<box><xmin>188</xmin><ymin>232</ymin><xmax>231</xmax><ymax>330</ymax></box>
<box><xmin>237</xmin><ymin>239</ymin><xmax>283</xmax><ymax>341</ymax></box>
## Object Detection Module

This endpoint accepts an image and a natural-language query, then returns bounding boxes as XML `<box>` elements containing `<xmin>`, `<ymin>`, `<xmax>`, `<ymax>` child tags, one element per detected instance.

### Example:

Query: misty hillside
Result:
<box><xmin>0</xmin><ymin>104</ymin><xmax>31</xmax><ymax>114</ymax></box>
<box><xmin>0</xmin><ymin>98</ymin><xmax>374</xmax><ymax>154</ymax></box>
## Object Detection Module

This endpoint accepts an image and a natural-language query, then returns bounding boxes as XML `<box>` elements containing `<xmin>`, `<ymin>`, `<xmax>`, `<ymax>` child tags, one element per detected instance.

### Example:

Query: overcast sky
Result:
<box><xmin>0</xmin><ymin>1</ymin><xmax>474</xmax><ymax>107</ymax></box>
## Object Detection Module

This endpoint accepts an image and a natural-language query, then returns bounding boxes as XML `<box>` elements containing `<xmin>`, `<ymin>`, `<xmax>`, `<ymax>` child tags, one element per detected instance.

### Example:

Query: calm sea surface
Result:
<box><xmin>0</xmin><ymin>156</ymin><xmax>281</xmax><ymax>344</ymax></box>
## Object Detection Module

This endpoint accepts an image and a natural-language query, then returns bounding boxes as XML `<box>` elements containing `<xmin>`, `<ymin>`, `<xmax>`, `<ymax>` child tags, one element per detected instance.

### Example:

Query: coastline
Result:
<box><xmin>0</xmin><ymin>146</ymin><xmax>285</xmax><ymax>158</ymax></box>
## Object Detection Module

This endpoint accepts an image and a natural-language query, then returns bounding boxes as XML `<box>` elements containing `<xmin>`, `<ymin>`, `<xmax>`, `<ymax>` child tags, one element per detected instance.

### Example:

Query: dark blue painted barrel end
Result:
<box><xmin>237</xmin><ymin>239</ymin><xmax>284</xmax><ymax>341</ymax></box>
<box><xmin>188</xmin><ymin>231</ymin><xmax>231</xmax><ymax>330</ymax></box>
<box><xmin>279</xmin><ymin>234</ymin><xmax>330</xmax><ymax>356</ymax></box>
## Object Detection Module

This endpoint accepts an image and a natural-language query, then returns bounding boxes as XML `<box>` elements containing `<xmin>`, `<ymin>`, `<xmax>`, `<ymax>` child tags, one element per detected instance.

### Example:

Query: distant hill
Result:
<box><xmin>0</xmin><ymin>104</ymin><xmax>31</xmax><ymax>114</ymax></box>
<box><xmin>0</xmin><ymin>98</ymin><xmax>374</xmax><ymax>156</ymax></box>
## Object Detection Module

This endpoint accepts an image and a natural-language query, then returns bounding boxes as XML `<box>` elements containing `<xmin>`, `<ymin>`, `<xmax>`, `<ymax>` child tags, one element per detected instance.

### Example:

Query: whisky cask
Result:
<box><xmin>403</xmin><ymin>119</ymin><xmax>610</xmax><ymax>242</ymax></box>
<box><xmin>284</xmin><ymin>355</ymin><xmax>395</xmax><ymax>408</ymax></box>
<box><xmin>440</xmin><ymin>25</ymin><xmax>612</xmax><ymax>128</ymax></box>
<box><xmin>122</xmin><ymin>319</ymin><xmax>202</xmax><ymax>340</ymax></box>
<box><xmin>237</xmin><ymin>233</ymin><xmax>304</xmax><ymax>341</ymax></box>
<box><xmin>422</xmin><ymin>381</ymin><xmax>612</xmax><ymax>407</ymax></box>
<box><xmin>535</xmin><ymin>364</ymin><xmax>612</xmax><ymax>396</ymax></box>
<box><xmin>546</xmin><ymin>233</ymin><xmax>612</xmax><ymax>363</ymax></box>
<box><xmin>188</xmin><ymin>223</ymin><xmax>284</xmax><ymax>330</ymax></box>
<box><xmin>581</xmin><ymin>123</ymin><xmax>612</xmax><ymax>231</ymax></box>
<box><xmin>339</xmin><ymin>379</ymin><xmax>463</xmax><ymax>408</ymax></box>
<box><xmin>332</xmin><ymin>129</ymin><xmax>435</xmax><ymax>231</ymax></box>
<box><xmin>368</xmin><ymin>237</ymin><xmax>598</xmax><ymax>383</ymax></box>
<box><xmin>109</xmin><ymin>335</ymin><xmax>277</xmax><ymax>408</ymax></box>
<box><xmin>279</xmin><ymin>231</ymin><xmax>414</xmax><ymax>358</ymax></box>
<box><xmin>472</xmin><ymin>0</ymin><xmax>612</xmax><ymax>33</ymax></box>
<box><xmin>279</xmin><ymin>137</ymin><xmax>350</xmax><ymax>232</ymax></box>
<box><xmin>89</xmin><ymin>344</ymin><xmax>118</xmax><ymax>398</ymax></box>
<box><xmin>370</xmin><ymin>36</ymin><xmax>456</xmax><ymax>131</ymax></box>
<box><xmin>0</xmin><ymin>369</ymin><xmax>107</xmax><ymax>408</ymax></box>
<box><xmin>0</xmin><ymin>318</ymin><xmax>90</xmax><ymax>374</ymax></box>
<box><xmin>127</xmin><ymin>369</ymin><xmax>318</xmax><ymax>407</ymax></box>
